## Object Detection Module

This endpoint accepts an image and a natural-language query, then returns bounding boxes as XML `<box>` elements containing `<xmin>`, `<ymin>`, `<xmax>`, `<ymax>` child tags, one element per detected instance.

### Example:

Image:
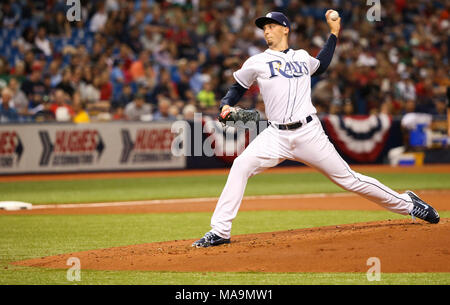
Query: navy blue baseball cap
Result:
<box><xmin>255</xmin><ymin>12</ymin><xmax>291</xmax><ymax>30</ymax></box>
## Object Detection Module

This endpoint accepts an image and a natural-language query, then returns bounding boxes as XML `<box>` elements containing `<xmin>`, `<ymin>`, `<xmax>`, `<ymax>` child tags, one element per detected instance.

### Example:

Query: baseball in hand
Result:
<box><xmin>329</xmin><ymin>10</ymin><xmax>339</xmax><ymax>21</ymax></box>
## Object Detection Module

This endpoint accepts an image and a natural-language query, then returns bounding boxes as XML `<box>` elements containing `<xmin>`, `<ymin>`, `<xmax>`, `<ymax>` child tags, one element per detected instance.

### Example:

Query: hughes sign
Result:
<box><xmin>0</xmin><ymin>122</ymin><xmax>186</xmax><ymax>174</ymax></box>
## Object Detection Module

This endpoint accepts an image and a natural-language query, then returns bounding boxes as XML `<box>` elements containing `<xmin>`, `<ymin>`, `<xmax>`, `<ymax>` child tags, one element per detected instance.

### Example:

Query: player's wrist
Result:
<box><xmin>219</xmin><ymin>104</ymin><xmax>230</xmax><ymax>112</ymax></box>
<box><xmin>330</xmin><ymin>30</ymin><xmax>339</xmax><ymax>38</ymax></box>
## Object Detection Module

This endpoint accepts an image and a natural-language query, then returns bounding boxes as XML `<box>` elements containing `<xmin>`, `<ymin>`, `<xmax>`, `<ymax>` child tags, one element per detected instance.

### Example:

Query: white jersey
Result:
<box><xmin>233</xmin><ymin>48</ymin><xmax>320</xmax><ymax>124</ymax></box>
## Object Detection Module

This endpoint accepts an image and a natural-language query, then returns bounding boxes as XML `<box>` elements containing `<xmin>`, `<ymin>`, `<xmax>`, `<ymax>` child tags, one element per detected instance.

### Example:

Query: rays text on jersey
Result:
<box><xmin>267</xmin><ymin>60</ymin><xmax>309</xmax><ymax>78</ymax></box>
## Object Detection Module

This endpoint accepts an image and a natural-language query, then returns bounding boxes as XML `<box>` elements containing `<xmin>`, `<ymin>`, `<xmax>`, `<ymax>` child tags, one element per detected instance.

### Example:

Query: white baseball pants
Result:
<box><xmin>210</xmin><ymin>115</ymin><xmax>413</xmax><ymax>239</ymax></box>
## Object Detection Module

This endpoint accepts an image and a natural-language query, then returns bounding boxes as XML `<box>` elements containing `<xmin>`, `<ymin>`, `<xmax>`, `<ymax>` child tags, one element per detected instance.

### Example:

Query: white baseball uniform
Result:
<box><xmin>210</xmin><ymin>48</ymin><xmax>414</xmax><ymax>239</ymax></box>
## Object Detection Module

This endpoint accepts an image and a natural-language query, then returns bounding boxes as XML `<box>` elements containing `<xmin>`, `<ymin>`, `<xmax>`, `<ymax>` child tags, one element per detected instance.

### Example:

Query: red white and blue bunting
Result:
<box><xmin>323</xmin><ymin>114</ymin><xmax>392</xmax><ymax>162</ymax></box>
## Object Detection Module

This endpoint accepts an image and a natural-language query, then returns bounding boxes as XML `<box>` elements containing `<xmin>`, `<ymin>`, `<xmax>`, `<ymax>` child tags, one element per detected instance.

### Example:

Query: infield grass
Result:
<box><xmin>1</xmin><ymin>172</ymin><xmax>450</xmax><ymax>204</ymax></box>
<box><xmin>3</xmin><ymin>266</ymin><xmax>448</xmax><ymax>285</ymax></box>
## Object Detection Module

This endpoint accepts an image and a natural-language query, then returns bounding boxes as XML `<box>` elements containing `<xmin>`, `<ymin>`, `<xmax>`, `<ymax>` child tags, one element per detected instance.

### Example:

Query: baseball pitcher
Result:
<box><xmin>192</xmin><ymin>11</ymin><xmax>440</xmax><ymax>248</ymax></box>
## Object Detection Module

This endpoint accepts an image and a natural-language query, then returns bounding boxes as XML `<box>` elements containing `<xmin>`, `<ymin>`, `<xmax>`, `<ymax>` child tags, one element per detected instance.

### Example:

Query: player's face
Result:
<box><xmin>263</xmin><ymin>23</ymin><xmax>288</xmax><ymax>47</ymax></box>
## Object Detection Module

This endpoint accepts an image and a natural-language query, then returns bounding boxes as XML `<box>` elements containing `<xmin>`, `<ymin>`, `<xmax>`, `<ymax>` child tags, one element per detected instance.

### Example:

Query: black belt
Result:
<box><xmin>271</xmin><ymin>115</ymin><xmax>313</xmax><ymax>130</ymax></box>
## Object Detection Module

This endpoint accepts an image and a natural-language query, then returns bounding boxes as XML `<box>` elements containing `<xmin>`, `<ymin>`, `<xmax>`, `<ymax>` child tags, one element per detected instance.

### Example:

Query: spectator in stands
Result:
<box><xmin>83</xmin><ymin>72</ymin><xmax>111</xmax><ymax>115</ymax></box>
<box><xmin>135</xmin><ymin>83</ymin><xmax>151</xmax><ymax>104</ymax></box>
<box><xmin>43</xmin><ymin>72</ymin><xmax>54</xmax><ymax>95</ymax></box>
<box><xmin>89</xmin><ymin>2</ymin><xmax>108</xmax><ymax>33</ymax></box>
<box><xmin>395</xmin><ymin>77</ymin><xmax>416</xmax><ymax>102</ymax></box>
<box><xmin>45</xmin><ymin>10</ymin><xmax>71</xmax><ymax>37</ymax></box>
<box><xmin>112</xmin><ymin>105</ymin><xmax>126</xmax><ymax>121</ymax></box>
<box><xmin>73</xmin><ymin>101</ymin><xmax>90</xmax><ymax>124</ymax></box>
<box><xmin>433</xmin><ymin>99</ymin><xmax>448</xmax><ymax>116</ymax></box>
<box><xmin>12</xmin><ymin>27</ymin><xmax>36</xmax><ymax>55</ymax></box>
<box><xmin>124</xmin><ymin>26</ymin><xmax>143</xmax><ymax>54</ymax></box>
<box><xmin>187</xmin><ymin>60</ymin><xmax>203</xmax><ymax>95</ymax></box>
<box><xmin>151</xmin><ymin>69</ymin><xmax>179</xmax><ymax>103</ymax></box>
<box><xmin>19</xmin><ymin>0</ymin><xmax>35</xmax><ymax>20</ymax></box>
<box><xmin>105</xmin><ymin>0</ymin><xmax>120</xmax><ymax>12</ymax></box>
<box><xmin>312</xmin><ymin>80</ymin><xmax>334</xmax><ymax>112</ymax></box>
<box><xmin>1</xmin><ymin>1</ymin><xmax>19</xmax><ymax>29</ymax></box>
<box><xmin>34</xmin><ymin>25</ymin><xmax>52</xmax><ymax>57</ymax></box>
<box><xmin>0</xmin><ymin>57</ymin><xmax>11</xmax><ymax>89</ymax></box>
<box><xmin>124</xmin><ymin>93</ymin><xmax>152</xmax><ymax>121</ymax></box>
<box><xmin>197</xmin><ymin>82</ymin><xmax>216</xmax><ymax>110</ymax></box>
<box><xmin>11</xmin><ymin>61</ymin><xmax>28</xmax><ymax>84</ymax></box>
<box><xmin>110</xmin><ymin>59</ymin><xmax>126</xmax><ymax>101</ymax></box>
<box><xmin>98</xmin><ymin>70</ymin><xmax>113</xmax><ymax>103</ymax></box>
<box><xmin>153</xmin><ymin>97</ymin><xmax>176</xmax><ymax>121</ymax></box>
<box><xmin>139</xmin><ymin>64</ymin><xmax>157</xmax><ymax>94</ymax></box>
<box><xmin>113</xmin><ymin>83</ymin><xmax>134</xmax><ymax>109</ymax></box>
<box><xmin>79</xmin><ymin>68</ymin><xmax>100</xmax><ymax>109</ymax></box>
<box><xmin>21</xmin><ymin>62</ymin><xmax>48</xmax><ymax>109</ymax></box>
<box><xmin>56</xmin><ymin>68</ymin><xmax>75</xmax><ymax>97</ymax></box>
<box><xmin>140</xmin><ymin>24</ymin><xmax>163</xmax><ymax>52</ymax></box>
<box><xmin>0</xmin><ymin>87</ymin><xmax>19</xmax><ymax>123</ymax></box>
<box><xmin>182</xmin><ymin>104</ymin><xmax>197</xmax><ymax>121</ymax></box>
<box><xmin>169</xmin><ymin>104</ymin><xmax>182</xmax><ymax>120</ymax></box>
<box><xmin>48</xmin><ymin>61</ymin><xmax>62</xmax><ymax>88</ymax></box>
<box><xmin>343</xmin><ymin>99</ymin><xmax>355</xmax><ymax>116</ymax></box>
<box><xmin>8</xmin><ymin>78</ymin><xmax>28</xmax><ymax>117</ymax></box>
<box><xmin>22</xmin><ymin>50</ymin><xmax>35</xmax><ymax>75</ymax></box>
<box><xmin>49</xmin><ymin>89</ymin><xmax>74</xmax><ymax>122</ymax></box>
<box><xmin>129</xmin><ymin>50</ymin><xmax>150</xmax><ymax>82</ymax></box>
<box><xmin>176</xmin><ymin>70</ymin><xmax>193</xmax><ymax>102</ymax></box>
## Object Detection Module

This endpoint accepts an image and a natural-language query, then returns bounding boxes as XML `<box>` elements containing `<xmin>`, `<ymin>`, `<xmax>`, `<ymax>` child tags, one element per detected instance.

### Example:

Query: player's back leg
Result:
<box><xmin>290</xmin><ymin>115</ymin><xmax>415</xmax><ymax>216</ymax></box>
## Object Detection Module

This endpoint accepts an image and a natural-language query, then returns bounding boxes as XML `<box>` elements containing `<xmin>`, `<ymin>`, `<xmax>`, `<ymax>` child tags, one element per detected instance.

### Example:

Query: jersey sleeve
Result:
<box><xmin>233</xmin><ymin>58</ymin><xmax>257</xmax><ymax>89</ymax></box>
<box><xmin>308</xmin><ymin>53</ymin><xmax>321</xmax><ymax>75</ymax></box>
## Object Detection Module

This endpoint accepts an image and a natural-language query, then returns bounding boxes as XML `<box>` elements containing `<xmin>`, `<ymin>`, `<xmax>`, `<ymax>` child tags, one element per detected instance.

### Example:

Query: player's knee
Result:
<box><xmin>232</xmin><ymin>154</ymin><xmax>250</xmax><ymax>171</ymax></box>
<box><xmin>340</xmin><ymin>180</ymin><xmax>357</xmax><ymax>191</ymax></box>
<box><xmin>331</xmin><ymin>174</ymin><xmax>359</xmax><ymax>191</ymax></box>
<box><xmin>232</xmin><ymin>154</ymin><xmax>257</xmax><ymax>176</ymax></box>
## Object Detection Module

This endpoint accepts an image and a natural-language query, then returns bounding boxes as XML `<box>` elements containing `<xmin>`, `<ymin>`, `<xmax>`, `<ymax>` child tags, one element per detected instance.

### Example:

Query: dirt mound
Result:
<box><xmin>15</xmin><ymin>219</ymin><xmax>449</xmax><ymax>273</ymax></box>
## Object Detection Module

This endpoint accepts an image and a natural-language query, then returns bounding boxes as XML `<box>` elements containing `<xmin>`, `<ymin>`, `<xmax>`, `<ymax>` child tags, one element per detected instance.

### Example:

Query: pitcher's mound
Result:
<box><xmin>14</xmin><ymin>219</ymin><xmax>449</xmax><ymax>273</ymax></box>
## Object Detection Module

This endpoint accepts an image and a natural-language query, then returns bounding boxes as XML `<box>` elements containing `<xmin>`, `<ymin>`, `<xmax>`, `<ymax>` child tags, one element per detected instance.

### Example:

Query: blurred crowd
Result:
<box><xmin>0</xmin><ymin>0</ymin><xmax>448</xmax><ymax>124</ymax></box>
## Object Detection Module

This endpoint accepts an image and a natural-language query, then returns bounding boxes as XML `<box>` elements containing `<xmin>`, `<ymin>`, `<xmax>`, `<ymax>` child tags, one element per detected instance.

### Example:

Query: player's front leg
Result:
<box><xmin>191</xmin><ymin>154</ymin><xmax>257</xmax><ymax>248</ymax></box>
<box><xmin>192</xmin><ymin>153</ymin><xmax>272</xmax><ymax>248</ymax></box>
<box><xmin>192</xmin><ymin>127</ymin><xmax>288</xmax><ymax>247</ymax></box>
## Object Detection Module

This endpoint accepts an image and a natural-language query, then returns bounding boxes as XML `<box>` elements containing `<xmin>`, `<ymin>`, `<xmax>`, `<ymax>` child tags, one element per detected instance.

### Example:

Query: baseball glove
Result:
<box><xmin>218</xmin><ymin>106</ymin><xmax>260</xmax><ymax>125</ymax></box>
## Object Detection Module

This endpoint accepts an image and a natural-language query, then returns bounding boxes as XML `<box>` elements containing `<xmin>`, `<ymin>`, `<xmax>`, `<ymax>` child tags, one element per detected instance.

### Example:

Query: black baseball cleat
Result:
<box><xmin>406</xmin><ymin>191</ymin><xmax>440</xmax><ymax>224</ymax></box>
<box><xmin>192</xmin><ymin>231</ymin><xmax>231</xmax><ymax>248</ymax></box>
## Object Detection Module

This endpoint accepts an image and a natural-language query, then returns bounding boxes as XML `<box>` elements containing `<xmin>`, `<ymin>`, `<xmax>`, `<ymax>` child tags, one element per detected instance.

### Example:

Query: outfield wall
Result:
<box><xmin>2</xmin><ymin>114</ymin><xmax>448</xmax><ymax>174</ymax></box>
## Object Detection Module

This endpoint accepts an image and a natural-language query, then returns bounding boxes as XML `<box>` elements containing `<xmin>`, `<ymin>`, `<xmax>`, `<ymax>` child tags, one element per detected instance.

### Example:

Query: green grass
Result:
<box><xmin>3</xmin><ymin>266</ymin><xmax>449</xmax><ymax>285</ymax></box>
<box><xmin>1</xmin><ymin>170</ymin><xmax>449</xmax><ymax>285</ymax></box>
<box><xmin>1</xmin><ymin>210</ymin><xmax>449</xmax><ymax>285</ymax></box>
<box><xmin>1</xmin><ymin>172</ymin><xmax>450</xmax><ymax>204</ymax></box>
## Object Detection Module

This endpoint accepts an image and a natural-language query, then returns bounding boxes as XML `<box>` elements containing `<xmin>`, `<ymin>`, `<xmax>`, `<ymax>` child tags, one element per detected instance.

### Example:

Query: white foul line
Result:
<box><xmin>31</xmin><ymin>193</ymin><xmax>356</xmax><ymax>210</ymax></box>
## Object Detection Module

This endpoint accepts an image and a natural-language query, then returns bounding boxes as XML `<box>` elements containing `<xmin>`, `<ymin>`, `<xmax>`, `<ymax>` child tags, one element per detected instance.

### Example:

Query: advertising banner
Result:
<box><xmin>0</xmin><ymin>122</ymin><xmax>186</xmax><ymax>174</ymax></box>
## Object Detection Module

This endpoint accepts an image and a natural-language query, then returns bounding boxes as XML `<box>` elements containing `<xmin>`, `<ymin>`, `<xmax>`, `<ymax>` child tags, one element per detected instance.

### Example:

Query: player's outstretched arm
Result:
<box><xmin>312</xmin><ymin>10</ymin><xmax>340</xmax><ymax>76</ymax></box>
<box><xmin>325</xmin><ymin>9</ymin><xmax>341</xmax><ymax>38</ymax></box>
